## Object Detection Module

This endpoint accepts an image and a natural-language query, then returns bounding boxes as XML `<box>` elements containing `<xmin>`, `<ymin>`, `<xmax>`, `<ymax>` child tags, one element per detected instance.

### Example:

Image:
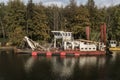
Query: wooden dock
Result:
<box><xmin>0</xmin><ymin>47</ymin><xmax>16</xmax><ymax>54</ymax></box>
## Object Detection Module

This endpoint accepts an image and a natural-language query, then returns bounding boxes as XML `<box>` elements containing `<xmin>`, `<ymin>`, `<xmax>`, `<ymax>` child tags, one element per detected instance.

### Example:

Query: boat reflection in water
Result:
<box><xmin>23</xmin><ymin>55</ymin><xmax>112</xmax><ymax>80</ymax></box>
<box><xmin>24</xmin><ymin>56</ymin><xmax>36</xmax><ymax>73</ymax></box>
<box><xmin>1</xmin><ymin>51</ymin><xmax>120</xmax><ymax>80</ymax></box>
<box><xmin>51</xmin><ymin>57</ymin><xmax>76</xmax><ymax>77</ymax></box>
<box><xmin>0</xmin><ymin>52</ymin><xmax>120</xmax><ymax>80</ymax></box>
<box><xmin>79</xmin><ymin>56</ymin><xmax>106</xmax><ymax>68</ymax></box>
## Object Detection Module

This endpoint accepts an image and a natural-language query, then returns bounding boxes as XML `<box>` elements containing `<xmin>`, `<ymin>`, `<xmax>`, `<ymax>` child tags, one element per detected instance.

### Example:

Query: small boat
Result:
<box><xmin>109</xmin><ymin>40</ymin><xmax>120</xmax><ymax>51</ymax></box>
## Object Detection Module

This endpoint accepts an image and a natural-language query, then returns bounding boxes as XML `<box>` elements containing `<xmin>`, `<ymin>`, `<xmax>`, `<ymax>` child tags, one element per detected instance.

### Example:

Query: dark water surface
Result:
<box><xmin>0</xmin><ymin>51</ymin><xmax>120</xmax><ymax>80</ymax></box>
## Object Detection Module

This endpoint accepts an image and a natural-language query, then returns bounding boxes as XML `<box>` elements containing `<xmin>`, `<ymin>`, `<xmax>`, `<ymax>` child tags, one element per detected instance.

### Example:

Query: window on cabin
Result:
<box><xmin>58</xmin><ymin>33</ymin><xmax>61</xmax><ymax>36</ymax></box>
<box><xmin>68</xmin><ymin>33</ymin><xmax>71</xmax><ymax>36</ymax></box>
<box><xmin>81</xmin><ymin>48</ymin><xmax>83</xmax><ymax>50</ymax></box>
<box><xmin>84</xmin><ymin>42</ymin><xmax>87</xmax><ymax>44</ymax></box>
<box><xmin>55</xmin><ymin>33</ymin><xmax>57</xmax><ymax>36</ymax></box>
<box><xmin>114</xmin><ymin>41</ymin><xmax>116</xmax><ymax>44</ymax></box>
<box><xmin>63</xmin><ymin>33</ymin><xmax>65</xmax><ymax>36</ymax></box>
<box><xmin>66</xmin><ymin>33</ymin><xmax>67</xmax><ymax>36</ymax></box>
<box><xmin>58</xmin><ymin>33</ymin><xmax>60</xmax><ymax>36</ymax></box>
<box><xmin>111</xmin><ymin>41</ymin><xmax>116</xmax><ymax>44</ymax></box>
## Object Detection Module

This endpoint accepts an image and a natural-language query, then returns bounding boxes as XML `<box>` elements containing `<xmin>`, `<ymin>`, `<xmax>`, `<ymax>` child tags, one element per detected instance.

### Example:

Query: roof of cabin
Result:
<box><xmin>76</xmin><ymin>39</ymin><xmax>98</xmax><ymax>43</ymax></box>
<box><xmin>51</xmin><ymin>31</ymin><xmax>72</xmax><ymax>33</ymax></box>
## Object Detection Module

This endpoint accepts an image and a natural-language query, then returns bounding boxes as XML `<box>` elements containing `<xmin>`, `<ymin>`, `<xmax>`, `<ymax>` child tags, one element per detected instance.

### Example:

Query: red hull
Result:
<box><xmin>16</xmin><ymin>49</ymin><xmax>105</xmax><ymax>56</ymax></box>
<box><xmin>31</xmin><ymin>50</ymin><xmax>105</xmax><ymax>56</ymax></box>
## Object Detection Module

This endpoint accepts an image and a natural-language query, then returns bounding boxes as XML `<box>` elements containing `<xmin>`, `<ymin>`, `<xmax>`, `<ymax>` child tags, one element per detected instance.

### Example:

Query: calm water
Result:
<box><xmin>0</xmin><ymin>51</ymin><xmax>120</xmax><ymax>80</ymax></box>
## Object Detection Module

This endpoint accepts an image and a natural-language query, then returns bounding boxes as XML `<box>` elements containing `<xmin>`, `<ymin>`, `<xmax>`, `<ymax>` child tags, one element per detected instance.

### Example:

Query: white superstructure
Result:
<box><xmin>52</xmin><ymin>31</ymin><xmax>105</xmax><ymax>51</ymax></box>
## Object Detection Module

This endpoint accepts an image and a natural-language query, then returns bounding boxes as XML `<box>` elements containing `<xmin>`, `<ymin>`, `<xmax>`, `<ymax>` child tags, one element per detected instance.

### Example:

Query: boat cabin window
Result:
<box><xmin>110</xmin><ymin>41</ymin><xmax>116</xmax><ymax>44</ymax></box>
<box><xmin>93</xmin><ymin>48</ymin><xmax>95</xmax><ymax>50</ymax></box>
<box><xmin>63</xmin><ymin>33</ymin><xmax>67</xmax><ymax>36</ymax></box>
<box><xmin>66</xmin><ymin>33</ymin><xmax>67</xmax><ymax>36</ymax></box>
<box><xmin>84</xmin><ymin>42</ymin><xmax>87</xmax><ymax>44</ymax></box>
<box><xmin>68</xmin><ymin>33</ymin><xmax>71</xmax><ymax>36</ymax></box>
<box><xmin>113</xmin><ymin>41</ymin><xmax>116</xmax><ymax>44</ymax></box>
<box><xmin>54</xmin><ymin>32</ymin><xmax>62</xmax><ymax>36</ymax></box>
<box><xmin>63</xmin><ymin>33</ymin><xmax>65</xmax><ymax>36</ymax></box>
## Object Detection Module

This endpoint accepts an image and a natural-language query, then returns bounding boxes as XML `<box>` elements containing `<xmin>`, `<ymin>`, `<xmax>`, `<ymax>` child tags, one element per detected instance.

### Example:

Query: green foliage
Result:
<box><xmin>9</xmin><ymin>27</ymin><xmax>25</xmax><ymax>45</ymax></box>
<box><xmin>0</xmin><ymin>0</ymin><xmax>120</xmax><ymax>46</ymax></box>
<box><xmin>3</xmin><ymin>0</ymin><xmax>26</xmax><ymax>45</ymax></box>
<box><xmin>110</xmin><ymin>6</ymin><xmax>120</xmax><ymax>40</ymax></box>
<box><xmin>26</xmin><ymin>3</ymin><xmax>50</xmax><ymax>41</ymax></box>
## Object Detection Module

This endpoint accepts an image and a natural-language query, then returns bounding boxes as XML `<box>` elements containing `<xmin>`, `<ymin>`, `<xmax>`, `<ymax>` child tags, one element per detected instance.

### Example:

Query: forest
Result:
<box><xmin>0</xmin><ymin>0</ymin><xmax>120</xmax><ymax>46</ymax></box>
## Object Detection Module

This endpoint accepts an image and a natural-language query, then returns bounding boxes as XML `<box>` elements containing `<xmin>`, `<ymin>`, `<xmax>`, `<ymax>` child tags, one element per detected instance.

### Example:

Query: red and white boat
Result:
<box><xmin>17</xmin><ymin>23</ymin><xmax>108</xmax><ymax>56</ymax></box>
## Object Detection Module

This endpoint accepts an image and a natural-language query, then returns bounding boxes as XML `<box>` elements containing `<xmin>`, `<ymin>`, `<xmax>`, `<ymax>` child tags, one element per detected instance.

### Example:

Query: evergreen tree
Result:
<box><xmin>4</xmin><ymin>0</ymin><xmax>26</xmax><ymax>45</ymax></box>
<box><xmin>72</xmin><ymin>5</ymin><xmax>90</xmax><ymax>39</ymax></box>
<box><xmin>0</xmin><ymin>3</ymin><xmax>5</xmax><ymax>40</ymax></box>
<box><xmin>26</xmin><ymin>0</ymin><xmax>34</xmax><ymax>37</ymax></box>
<box><xmin>86</xmin><ymin>0</ymin><xmax>96</xmax><ymax>28</ymax></box>
<box><xmin>32</xmin><ymin>4</ymin><xmax>50</xmax><ymax>41</ymax></box>
<box><xmin>0</xmin><ymin>0</ymin><xmax>120</xmax><ymax>46</ymax></box>
<box><xmin>110</xmin><ymin>6</ymin><xmax>120</xmax><ymax>41</ymax></box>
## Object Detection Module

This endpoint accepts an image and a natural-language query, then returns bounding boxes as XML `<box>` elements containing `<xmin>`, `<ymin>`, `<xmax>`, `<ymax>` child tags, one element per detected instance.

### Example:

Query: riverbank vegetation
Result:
<box><xmin>0</xmin><ymin>0</ymin><xmax>120</xmax><ymax>46</ymax></box>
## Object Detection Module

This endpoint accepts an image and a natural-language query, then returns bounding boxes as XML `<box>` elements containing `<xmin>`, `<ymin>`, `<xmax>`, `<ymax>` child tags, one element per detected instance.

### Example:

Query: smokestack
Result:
<box><xmin>103</xmin><ymin>23</ymin><xmax>106</xmax><ymax>45</ymax></box>
<box><xmin>86</xmin><ymin>26</ymin><xmax>90</xmax><ymax>40</ymax></box>
<box><xmin>100</xmin><ymin>23</ymin><xmax>106</xmax><ymax>45</ymax></box>
<box><xmin>100</xmin><ymin>24</ymin><xmax>104</xmax><ymax>42</ymax></box>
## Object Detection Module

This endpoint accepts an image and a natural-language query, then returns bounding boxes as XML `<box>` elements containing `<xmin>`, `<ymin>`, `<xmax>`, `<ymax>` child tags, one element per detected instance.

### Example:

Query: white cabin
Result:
<box><xmin>79</xmin><ymin>42</ymin><xmax>97</xmax><ymax>51</ymax></box>
<box><xmin>109</xmin><ymin>40</ymin><xmax>117</xmax><ymax>47</ymax></box>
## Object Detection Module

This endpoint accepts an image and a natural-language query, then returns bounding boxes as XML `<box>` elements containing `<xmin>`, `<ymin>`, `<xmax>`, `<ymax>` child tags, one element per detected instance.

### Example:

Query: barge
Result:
<box><xmin>17</xmin><ymin>23</ymin><xmax>109</xmax><ymax>56</ymax></box>
<box><xmin>17</xmin><ymin>31</ymin><xmax>106</xmax><ymax>56</ymax></box>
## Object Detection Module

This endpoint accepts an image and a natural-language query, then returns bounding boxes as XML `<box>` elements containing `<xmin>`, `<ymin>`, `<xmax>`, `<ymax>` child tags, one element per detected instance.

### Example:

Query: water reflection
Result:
<box><xmin>24</xmin><ymin>56</ymin><xmax>37</xmax><ymax>73</ymax></box>
<box><xmin>23</xmin><ymin>55</ymin><xmax>113</xmax><ymax>80</ymax></box>
<box><xmin>0</xmin><ymin>53</ymin><xmax>26</xmax><ymax>80</ymax></box>
<box><xmin>51</xmin><ymin>57</ymin><xmax>76</xmax><ymax>77</ymax></box>
<box><xmin>79</xmin><ymin>56</ymin><xmax>106</xmax><ymax>68</ymax></box>
<box><xmin>0</xmin><ymin>51</ymin><xmax>120</xmax><ymax>80</ymax></box>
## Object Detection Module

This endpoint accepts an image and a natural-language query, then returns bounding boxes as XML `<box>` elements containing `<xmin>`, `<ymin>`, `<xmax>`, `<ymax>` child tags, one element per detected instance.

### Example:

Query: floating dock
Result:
<box><xmin>0</xmin><ymin>47</ymin><xmax>16</xmax><ymax>54</ymax></box>
<box><xmin>109</xmin><ymin>47</ymin><xmax>120</xmax><ymax>51</ymax></box>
